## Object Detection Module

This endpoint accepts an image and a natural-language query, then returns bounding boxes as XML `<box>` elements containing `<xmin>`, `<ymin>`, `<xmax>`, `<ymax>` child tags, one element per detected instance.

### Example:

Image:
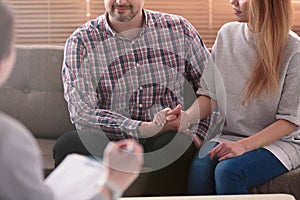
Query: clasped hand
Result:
<box><xmin>153</xmin><ymin>105</ymin><xmax>202</xmax><ymax>148</ymax></box>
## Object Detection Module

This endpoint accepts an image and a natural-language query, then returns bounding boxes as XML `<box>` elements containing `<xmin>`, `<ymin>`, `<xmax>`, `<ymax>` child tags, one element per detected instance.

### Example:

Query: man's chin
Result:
<box><xmin>116</xmin><ymin>18</ymin><xmax>130</xmax><ymax>23</ymax></box>
<box><xmin>111</xmin><ymin>14</ymin><xmax>131</xmax><ymax>23</ymax></box>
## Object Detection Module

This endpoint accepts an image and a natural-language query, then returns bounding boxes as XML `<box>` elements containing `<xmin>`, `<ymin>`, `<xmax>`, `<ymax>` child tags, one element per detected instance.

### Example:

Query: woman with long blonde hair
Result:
<box><xmin>154</xmin><ymin>0</ymin><xmax>300</xmax><ymax>195</ymax></box>
<box><xmin>186</xmin><ymin>0</ymin><xmax>300</xmax><ymax>194</ymax></box>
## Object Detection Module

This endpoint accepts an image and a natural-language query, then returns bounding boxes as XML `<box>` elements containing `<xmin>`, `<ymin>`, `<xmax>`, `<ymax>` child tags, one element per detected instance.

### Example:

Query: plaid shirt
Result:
<box><xmin>63</xmin><ymin>9</ymin><xmax>210</xmax><ymax>141</ymax></box>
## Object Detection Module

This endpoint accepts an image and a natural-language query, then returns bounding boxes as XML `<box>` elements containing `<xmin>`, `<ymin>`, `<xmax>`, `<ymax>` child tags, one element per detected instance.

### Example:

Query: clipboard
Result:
<box><xmin>45</xmin><ymin>154</ymin><xmax>107</xmax><ymax>200</ymax></box>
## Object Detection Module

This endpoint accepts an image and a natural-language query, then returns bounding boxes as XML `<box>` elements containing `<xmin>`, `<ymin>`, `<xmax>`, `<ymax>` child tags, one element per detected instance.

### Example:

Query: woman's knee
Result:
<box><xmin>188</xmin><ymin>154</ymin><xmax>219</xmax><ymax>195</ymax></box>
<box><xmin>214</xmin><ymin>159</ymin><xmax>248</xmax><ymax>195</ymax></box>
<box><xmin>214</xmin><ymin>159</ymin><xmax>245</xmax><ymax>183</ymax></box>
<box><xmin>190</xmin><ymin>154</ymin><xmax>212</xmax><ymax>172</ymax></box>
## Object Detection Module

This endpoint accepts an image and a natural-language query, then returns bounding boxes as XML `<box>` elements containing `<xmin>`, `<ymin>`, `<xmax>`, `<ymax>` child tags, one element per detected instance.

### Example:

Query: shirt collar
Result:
<box><xmin>103</xmin><ymin>9</ymin><xmax>149</xmax><ymax>38</ymax></box>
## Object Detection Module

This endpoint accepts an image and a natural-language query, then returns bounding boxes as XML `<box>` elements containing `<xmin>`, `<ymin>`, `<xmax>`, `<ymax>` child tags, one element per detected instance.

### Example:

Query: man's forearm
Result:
<box><xmin>138</xmin><ymin>121</ymin><xmax>166</xmax><ymax>138</ymax></box>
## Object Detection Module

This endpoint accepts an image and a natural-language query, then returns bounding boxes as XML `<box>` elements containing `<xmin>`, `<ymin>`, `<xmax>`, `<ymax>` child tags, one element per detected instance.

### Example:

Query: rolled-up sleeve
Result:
<box><xmin>277</xmin><ymin>53</ymin><xmax>300</xmax><ymax>126</ymax></box>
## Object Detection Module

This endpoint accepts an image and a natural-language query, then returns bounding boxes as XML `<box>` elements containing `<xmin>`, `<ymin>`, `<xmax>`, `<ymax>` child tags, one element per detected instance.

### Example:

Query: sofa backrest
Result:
<box><xmin>0</xmin><ymin>45</ymin><xmax>75</xmax><ymax>139</ymax></box>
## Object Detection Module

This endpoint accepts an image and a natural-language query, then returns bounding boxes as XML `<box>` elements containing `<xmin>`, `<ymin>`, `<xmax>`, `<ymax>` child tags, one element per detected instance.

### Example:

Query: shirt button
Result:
<box><xmin>139</xmin><ymin>86</ymin><xmax>143</xmax><ymax>91</ymax></box>
<box><xmin>139</xmin><ymin>104</ymin><xmax>143</xmax><ymax>108</ymax></box>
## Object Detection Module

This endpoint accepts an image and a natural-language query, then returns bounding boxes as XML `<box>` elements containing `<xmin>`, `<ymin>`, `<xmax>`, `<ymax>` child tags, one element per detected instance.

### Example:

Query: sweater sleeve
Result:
<box><xmin>276</xmin><ymin>53</ymin><xmax>300</xmax><ymax>126</ymax></box>
<box><xmin>0</xmin><ymin>115</ymin><xmax>54</xmax><ymax>200</ymax></box>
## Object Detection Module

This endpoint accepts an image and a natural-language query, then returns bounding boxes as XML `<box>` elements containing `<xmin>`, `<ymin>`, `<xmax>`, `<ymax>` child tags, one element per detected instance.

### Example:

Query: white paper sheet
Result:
<box><xmin>45</xmin><ymin>154</ymin><xmax>107</xmax><ymax>200</ymax></box>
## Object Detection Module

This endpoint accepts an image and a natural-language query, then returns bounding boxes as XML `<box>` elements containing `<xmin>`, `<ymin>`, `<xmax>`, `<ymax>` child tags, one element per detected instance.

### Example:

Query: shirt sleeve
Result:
<box><xmin>0</xmin><ymin>118</ymin><xmax>54</xmax><ymax>200</ymax></box>
<box><xmin>196</xmin><ymin>27</ymin><xmax>223</xmax><ymax>101</ymax></box>
<box><xmin>183</xmin><ymin>18</ymin><xmax>211</xmax><ymax>139</ymax></box>
<box><xmin>276</xmin><ymin>53</ymin><xmax>300</xmax><ymax>126</ymax></box>
<box><xmin>62</xmin><ymin>34</ymin><xmax>142</xmax><ymax>140</ymax></box>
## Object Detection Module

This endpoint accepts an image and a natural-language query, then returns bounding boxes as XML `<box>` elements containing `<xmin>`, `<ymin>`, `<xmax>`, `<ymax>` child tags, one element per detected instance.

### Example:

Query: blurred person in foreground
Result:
<box><xmin>0</xmin><ymin>1</ymin><xmax>143</xmax><ymax>199</ymax></box>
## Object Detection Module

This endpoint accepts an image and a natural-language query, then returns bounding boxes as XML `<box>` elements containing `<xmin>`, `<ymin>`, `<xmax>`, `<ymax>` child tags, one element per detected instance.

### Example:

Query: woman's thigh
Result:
<box><xmin>215</xmin><ymin>148</ymin><xmax>288</xmax><ymax>189</ymax></box>
<box><xmin>187</xmin><ymin>141</ymin><xmax>219</xmax><ymax>194</ymax></box>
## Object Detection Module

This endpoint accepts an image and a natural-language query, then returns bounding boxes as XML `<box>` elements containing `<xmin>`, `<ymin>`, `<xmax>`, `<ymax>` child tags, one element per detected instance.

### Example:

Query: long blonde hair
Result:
<box><xmin>243</xmin><ymin>0</ymin><xmax>293</xmax><ymax>103</ymax></box>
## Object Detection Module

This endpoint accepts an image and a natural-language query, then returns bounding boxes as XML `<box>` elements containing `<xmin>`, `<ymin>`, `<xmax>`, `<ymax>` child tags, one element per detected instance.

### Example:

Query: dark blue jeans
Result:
<box><xmin>187</xmin><ymin>141</ymin><xmax>288</xmax><ymax>195</ymax></box>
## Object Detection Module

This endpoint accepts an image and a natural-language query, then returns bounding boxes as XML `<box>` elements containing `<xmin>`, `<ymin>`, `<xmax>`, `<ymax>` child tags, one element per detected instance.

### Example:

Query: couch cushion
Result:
<box><xmin>0</xmin><ymin>45</ymin><xmax>75</xmax><ymax>139</ymax></box>
<box><xmin>249</xmin><ymin>167</ymin><xmax>300</xmax><ymax>199</ymax></box>
<box><xmin>36</xmin><ymin>138</ymin><xmax>56</xmax><ymax>170</ymax></box>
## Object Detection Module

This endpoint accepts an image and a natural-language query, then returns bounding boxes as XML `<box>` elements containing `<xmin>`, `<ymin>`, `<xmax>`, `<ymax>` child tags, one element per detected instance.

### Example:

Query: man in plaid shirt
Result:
<box><xmin>53</xmin><ymin>0</ymin><xmax>211</xmax><ymax>195</ymax></box>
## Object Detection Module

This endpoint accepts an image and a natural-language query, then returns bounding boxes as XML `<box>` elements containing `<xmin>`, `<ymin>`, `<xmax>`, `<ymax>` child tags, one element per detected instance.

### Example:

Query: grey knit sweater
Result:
<box><xmin>197</xmin><ymin>22</ymin><xmax>300</xmax><ymax>170</ymax></box>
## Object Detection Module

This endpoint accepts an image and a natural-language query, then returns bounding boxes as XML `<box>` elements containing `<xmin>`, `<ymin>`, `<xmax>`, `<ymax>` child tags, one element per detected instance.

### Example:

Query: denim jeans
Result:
<box><xmin>187</xmin><ymin>141</ymin><xmax>288</xmax><ymax>195</ymax></box>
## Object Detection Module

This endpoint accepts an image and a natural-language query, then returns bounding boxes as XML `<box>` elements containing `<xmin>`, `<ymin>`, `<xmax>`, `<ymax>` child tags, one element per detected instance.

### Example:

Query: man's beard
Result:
<box><xmin>109</xmin><ymin>5</ymin><xmax>138</xmax><ymax>22</ymax></box>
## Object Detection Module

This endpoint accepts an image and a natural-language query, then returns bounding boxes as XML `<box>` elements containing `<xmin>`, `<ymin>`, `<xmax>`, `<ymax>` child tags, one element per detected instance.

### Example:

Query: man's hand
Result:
<box><xmin>159</xmin><ymin>105</ymin><xmax>191</xmax><ymax>132</ymax></box>
<box><xmin>139</xmin><ymin>105</ymin><xmax>182</xmax><ymax>138</ymax></box>
<box><xmin>155</xmin><ymin>105</ymin><xmax>203</xmax><ymax>148</ymax></box>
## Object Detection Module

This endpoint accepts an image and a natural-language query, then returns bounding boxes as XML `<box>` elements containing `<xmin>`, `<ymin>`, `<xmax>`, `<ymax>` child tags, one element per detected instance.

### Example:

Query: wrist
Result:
<box><xmin>102</xmin><ymin>180</ymin><xmax>123</xmax><ymax>200</ymax></box>
<box><xmin>237</xmin><ymin>139</ymin><xmax>252</xmax><ymax>152</ymax></box>
<box><xmin>183</xmin><ymin>111</ymin><xmax>192</xmax><ymax>127</ymax></box>
<box><xmin>139</xmin><ymin>121</ymin><xmax>162</xmax><ymax>138</ymax></box>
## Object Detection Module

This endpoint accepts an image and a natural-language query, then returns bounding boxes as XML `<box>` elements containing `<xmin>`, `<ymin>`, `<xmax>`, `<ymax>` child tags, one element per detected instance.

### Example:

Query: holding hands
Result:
<box><xmin>153</xmin><ymin>105</ymin><xmax>191</xmax><ymax>132</ymax></box>
<box><xmin>153</xmin><ymin>105</ymin><xmax>202</xmax><ymax>148</ymax></box>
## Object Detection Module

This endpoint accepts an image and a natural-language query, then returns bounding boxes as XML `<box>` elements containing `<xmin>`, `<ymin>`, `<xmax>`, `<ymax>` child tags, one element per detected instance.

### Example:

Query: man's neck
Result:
<box><xmin>108</xmin><ymin>11</ymin><xmax>145</xmax><ymax>40</ymax></box>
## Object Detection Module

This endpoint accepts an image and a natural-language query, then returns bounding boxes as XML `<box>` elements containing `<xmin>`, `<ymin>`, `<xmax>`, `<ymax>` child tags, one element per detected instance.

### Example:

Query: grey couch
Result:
<box><xmin>0</xmin><ymin>45</ymin><xmax>299</xmax><ymax>199</ymax></box>
<box><xmin>0</xmin><ymin>45</ymin><xmax>74</xmax><ymax>173</ymax></box>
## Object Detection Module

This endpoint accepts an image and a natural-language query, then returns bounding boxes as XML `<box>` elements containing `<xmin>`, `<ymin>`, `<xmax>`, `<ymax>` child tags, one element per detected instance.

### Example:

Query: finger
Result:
<box><xmin>209</xmin><ymin>150</ymin><xmax>215</xmax><ymax>160</ymax></box>
<box><xmin>166</xmin><ymin>114</ymin><xmax>177</xmax><ymax>121</ymax></box>
<box><xmin>113</xmin><ymin>139</ymin><xmax>133</xmax><ymax>149</ymax></box>
<box><xmin>167</xmin><ymin>104</ymin><xmax>182</xmax><ymax>116</ymax></box>
<box><xmin>162</xmin><ymin>107</ymin><xmax>172</xmax><ymax>112</ymax></box>
<box><xmin>218</xmin><ymin>153</ymin><xmax>233</xmax><ymax>161</ymax></box>
<box><xmin>174</xmin><ymin>104</ymin><xmax>182</xmax><ymax>113</ymax></box>
<box><xmin>113</xmin><ymin>139</ymin><xmax>135</xmax><ymax>147</ymax></box>
<box><xmin>209</xmin><ymin>144</ymin><xmax>222</xmax><ymax>160</ymax></box>
<box><xmin>215</xmin><ymin>149</ymin><xmax>229</xmax><ymax>160</ymax></box>
<box><xmin>154</xmin><ymin>112</ymin><xmax>166</xmax><ymax>126</ymax></box>
<box><xmin>156</xmin><ymin>113</ymin><xmax>166</xmax><ymax>126</ymax></box>
<box><xmin>208</xmin><ymin>146</ymin><xmax>217</xmax><ymax>159</ymax></box>
<box><xmin>115</xmin><ymin>139</ymin><xmax>144</xmax><ymax>154</ymax></box>
<box><xmin>214</xmin><ymin>143</ymin><xmax>237</xmax><ymax>160</ymax></box>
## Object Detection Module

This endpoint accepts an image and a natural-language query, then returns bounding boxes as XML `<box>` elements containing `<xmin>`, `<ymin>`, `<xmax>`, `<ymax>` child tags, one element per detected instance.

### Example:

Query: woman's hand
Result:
<box><xmin>153</xmin><ymin>105</ymin><xmax>191</xmax><ymax>131</ymax></box>
<box><xmin>209</xmin><ymin>141</ymin><xmax>247</xmax><ymax>161</ymax></box>
<box><xmin>153</xmin><ymin>105</ymin><xmax>203</xmax><ymax>148</ymax></box>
